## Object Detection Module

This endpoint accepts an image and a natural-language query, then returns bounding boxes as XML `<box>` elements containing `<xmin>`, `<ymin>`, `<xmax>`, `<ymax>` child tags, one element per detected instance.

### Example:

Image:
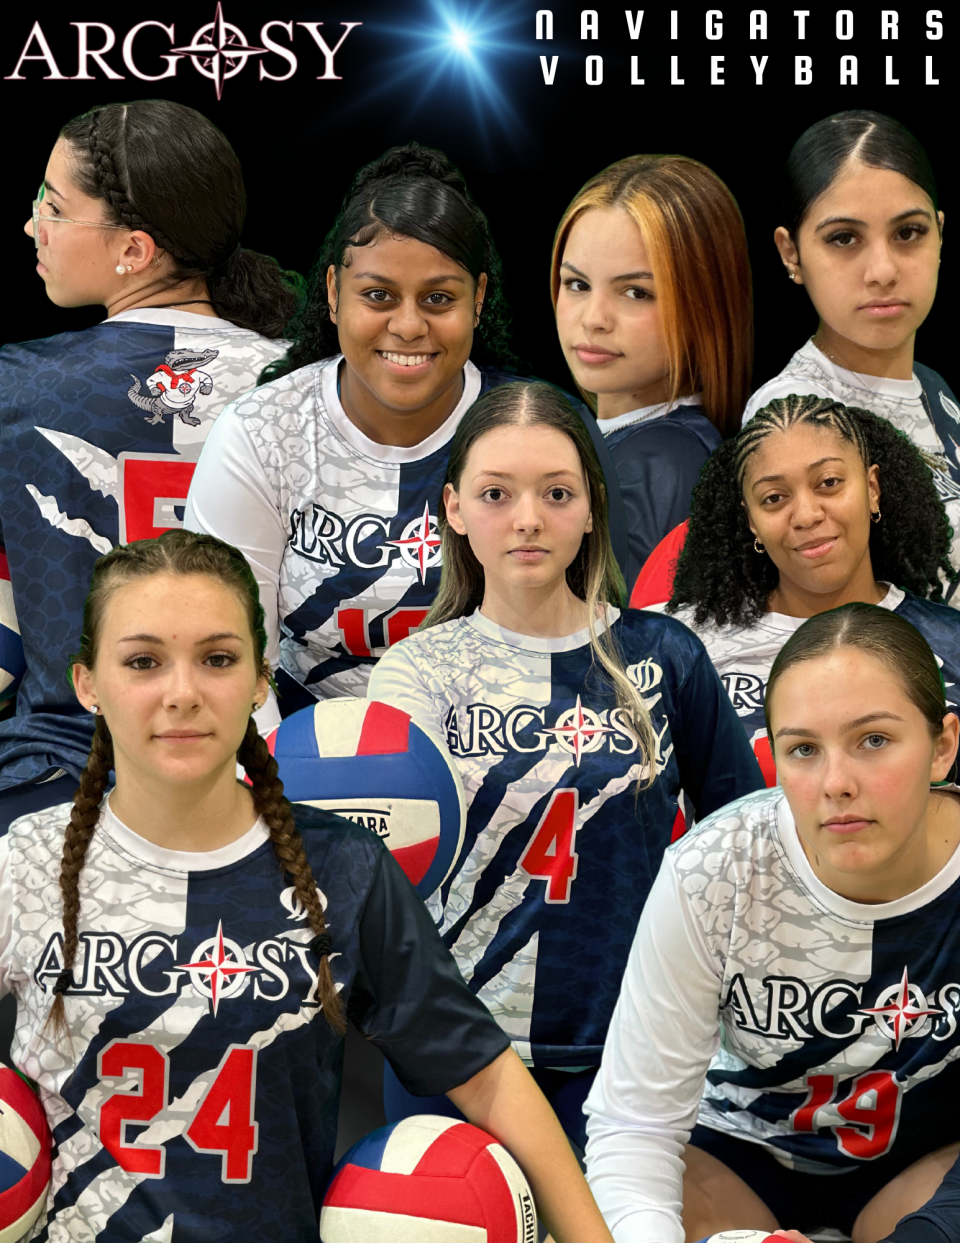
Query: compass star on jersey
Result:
<box><xmin>177</xmin><ymin>921</ymin><xmax>258</xmax><ymax>1015</ymax></box>
<box><xmin>859</xmin><ymin>966</ymin><xmax>941</xmax><ymax>1049</ymax></box>
<box><xmin>387</xmin><ymin>502</ymin><xmax>442</xmax><ymax>584</ymax></box>
<box><xmin>545</xmin><ymin>695</ymin><xmax>614</xmax><ymax>765</ymax></box>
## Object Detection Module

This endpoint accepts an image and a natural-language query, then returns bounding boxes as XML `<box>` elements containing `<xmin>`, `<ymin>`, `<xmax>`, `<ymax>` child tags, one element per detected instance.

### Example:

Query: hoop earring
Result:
<box><xmin>754</xmin><ymin>537</ymin><xmax>765</xmax><ymax>554</ymax></box>
<box><xmin>871</xmin><ymin>509</ymin><xmax>881</xmax><ymax>524</ymax></box>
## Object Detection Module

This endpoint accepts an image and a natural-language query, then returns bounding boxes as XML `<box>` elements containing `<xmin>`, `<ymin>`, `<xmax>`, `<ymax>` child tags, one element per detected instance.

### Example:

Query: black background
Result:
<box><xmin>1</xmin><ymin>2</ymin><xmax>954</xmax><ymax>391</ymax></box>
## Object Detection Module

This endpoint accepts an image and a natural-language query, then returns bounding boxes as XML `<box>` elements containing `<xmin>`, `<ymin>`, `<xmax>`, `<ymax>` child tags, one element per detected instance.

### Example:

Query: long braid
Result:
<box><xmin>45</xmin><ymin>716</ymin><xmax>115</xmax><ymax>1040</ymax></box>
<box><xmin>237</xmin><ymin>719</ymin><xmax>346</xmax><ymax>1034</ymax></box>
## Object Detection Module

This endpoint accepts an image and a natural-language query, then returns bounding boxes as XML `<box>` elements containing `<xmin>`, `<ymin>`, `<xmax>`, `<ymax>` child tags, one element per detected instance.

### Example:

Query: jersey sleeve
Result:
<box><xmin>583</xmin><ymin>853</ymin><xmax>723</xmax><ymax>1243</ymax></box>
<box><xmin>609</xmin><ymin>424</ymin><xmax>712</xmax><ymax>588</ymax></box>
<box><xmin>348</xmin><ymin>846</ymin><xmax>511</xmax><ymax>1096</ymax></box>
<box><xmin>183</xmin><ymin>403</ymin><xmax>287</xmax><ymax>669</ymax></box>
<box><xmin>883</xmin><ymin>1150</ymin><xmax>960</xmax><ymax>1243</ymax></box>
<box><xmin>668</xmin><ymin>631</ymin><xmax>765</xmax><ymax>819</ymax></box>
<box><xmin>367</xmin><ymin>642</ymin><xmax>447</xmax><ymax>740</ymax></box>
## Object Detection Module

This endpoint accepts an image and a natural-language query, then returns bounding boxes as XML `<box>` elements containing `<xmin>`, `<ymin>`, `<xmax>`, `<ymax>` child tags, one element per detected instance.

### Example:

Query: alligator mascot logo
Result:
<box><xmin>127</xmin><ymin>348</ymin><xmax>220</xmax><ymax>426</ymax></box>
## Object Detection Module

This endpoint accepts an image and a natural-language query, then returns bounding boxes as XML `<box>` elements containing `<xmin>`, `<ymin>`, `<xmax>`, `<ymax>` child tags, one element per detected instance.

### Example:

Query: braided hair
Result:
<box><xmin>669</xmin><ymin>394</ymin><xmax>958</xmax><ymax>628</ymax></box>
<box><xmin>59</xmin><ymin>101</ymin><xmax>301</xmax><ymax>338</ymax></box>
<box><xmin>47</xmin><ymin>529</ymin><xmax>344</xmax><ymax>1041</ymax></box>
<box><xmin>262</xmin><ymin>142</ymin><xmax>514</xmax><ymax>381</ymax></box>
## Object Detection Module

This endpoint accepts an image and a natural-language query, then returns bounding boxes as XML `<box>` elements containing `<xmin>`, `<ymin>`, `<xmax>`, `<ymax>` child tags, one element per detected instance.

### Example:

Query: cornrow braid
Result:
<box><xmin>237</xmin><ymin>719</ymin><xmax>345</xmax><ymax>1033</ymax></box>
<box><xmin>45</xmin><ymin>715</ymin><xmax>115</xmax><ymax>1041</ymax></box>
<box><xmin>669</xmin><ymin>393</ymin><xmax>958</xmax><ymax>628</ymax></box>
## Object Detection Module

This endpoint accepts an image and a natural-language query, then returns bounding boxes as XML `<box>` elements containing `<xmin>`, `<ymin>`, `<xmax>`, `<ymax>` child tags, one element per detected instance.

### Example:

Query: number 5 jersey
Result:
<box><xmin>368</xmin><ymin>607</ymin><xmax>765</xmax><ymax>1069</ymax></box>
<box><xmin>0</xmin><ymin>309</ymin><xmax>287</xmax><ymax>790</ymax></box>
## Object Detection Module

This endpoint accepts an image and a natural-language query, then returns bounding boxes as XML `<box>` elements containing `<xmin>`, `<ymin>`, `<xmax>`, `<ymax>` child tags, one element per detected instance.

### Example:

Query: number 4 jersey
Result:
<box><xmin>0</xmin><ymin>309</ymin><xmax>287</xmax><ymax>789</ymax></box>
<box><xmin>368</xmin><ymin>608</ymin><xmax>764</xmax><ymax>1069</ymax></box>
<box><xmin>1</xmin><ymin>801</ymin><xmax>509</xmax><ymax>1242</ymax></box>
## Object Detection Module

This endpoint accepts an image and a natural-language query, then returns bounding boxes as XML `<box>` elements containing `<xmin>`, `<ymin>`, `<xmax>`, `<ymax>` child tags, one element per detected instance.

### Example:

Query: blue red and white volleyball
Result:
<box><xmin>0</xmin><ymin>1069</ymin><xmax>51</xmax><ymax>1243</ymax></box>
<box><xmin>265</xmin><ymin>699</ymin><xmax>466</xmax><ymax>898</ymax></box>
<box><xmin>695</xmin><ymin>1233</ymin><xmax>795</xmax><ymax>1243</ymax></box>
<box><xmin>320</xmin><ymin>1115</ymin><xmax>537</xmax><ymax>1243</ymax></box>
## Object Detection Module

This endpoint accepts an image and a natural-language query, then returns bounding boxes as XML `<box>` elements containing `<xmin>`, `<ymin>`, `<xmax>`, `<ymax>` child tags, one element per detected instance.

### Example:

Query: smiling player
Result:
<box><xmin>745</xmin><ymin>109</ymin><xmax>959</xmax><ymax>600</ymax></box>
<box><xmin>585</xmin><ymin>604</ymin><xmax>960</xmax><ymax>1243</ymax></box>
<box><xmin>185</xmin><ymin>144</ymin><xmax>625</xmax><ymax>724</ymax></box>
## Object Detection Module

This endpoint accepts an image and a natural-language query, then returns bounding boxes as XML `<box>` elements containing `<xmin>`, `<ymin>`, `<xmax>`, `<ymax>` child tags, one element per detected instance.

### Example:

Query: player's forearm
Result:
<box><xmin>447</xmin><ymin>1047</ymin><xmax>614</xmax><ymax>1243</ymax></box>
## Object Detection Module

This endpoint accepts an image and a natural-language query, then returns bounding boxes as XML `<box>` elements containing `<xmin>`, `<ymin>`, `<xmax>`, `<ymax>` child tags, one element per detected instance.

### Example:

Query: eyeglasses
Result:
<box><xmin>31</xmin><ymin>183</ymin><xmax>128</xmax><ymax>250</ymax></box>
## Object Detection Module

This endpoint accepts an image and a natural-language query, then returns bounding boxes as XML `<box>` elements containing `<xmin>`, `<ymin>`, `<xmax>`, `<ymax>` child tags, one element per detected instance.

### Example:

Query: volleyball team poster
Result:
<box><xmin>0</xmin><ymin>3</ymin><xmax>954</xmax><ymax>383</ymax></box>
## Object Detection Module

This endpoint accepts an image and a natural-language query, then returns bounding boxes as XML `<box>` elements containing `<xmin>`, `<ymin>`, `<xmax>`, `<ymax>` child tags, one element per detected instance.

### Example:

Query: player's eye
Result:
<box><xmin>760</xmin><ymin>490</ymin><xmax>786</xmax><ymax>505</ymax></box>
<box><xmin>861</xmin><ymin>733</ymin><xmax>888</xmax><ymax>750</ymax></box>
<box><xmin>364</xmin><ymin>288</ymin><xmax>392</xmax><ymax>303</ymax></box>
<box><xmin>895</xmin><ymin>223</ymin><xmax>928</xmax><ymax>242</ymax></box>
<box><xmin>424</xmin><ymin>291</ymin><xmax>453</xmax><ymax>306</ymax></box>
<box><xmin>624</xmin><ymin>286</ymin><xmax>653</xmax><ymax>301</ymax></box>
<box><xmin>787</xmin><ymin>741</ymin><xmax>818</xmax><ymax>759</ymax></box>
<box><xmin>824</xmin><ymin>229</ymin><xmax>858</xmax><ymax>248</ymax></box>
<box><xmin>818</xmin><ymin>476</ymin><xmax>842</xmax><ymax>489</ymax></box>
<box><xmin>481</xmin><ymin>487</ymin><xmax>505</xmax><ymax>502</ymax></box>
<box><xmin>547</xmin><ymin>487</ymin><xmax>571</xmax><ymax>502</ymax></box>
<box><xmin>562</xmin><ymin>277</ymin><xmax>590</xmax><ymax>293</ymax></box>
<box><xmin>205</xmin><ymin>651</ymin><xmax>240</xmax><ymax>669</ymax></box>
<box><xmin>124</xmin><ymin>653</ymin><xmax>160</xmax><ymax>671</ymax></box>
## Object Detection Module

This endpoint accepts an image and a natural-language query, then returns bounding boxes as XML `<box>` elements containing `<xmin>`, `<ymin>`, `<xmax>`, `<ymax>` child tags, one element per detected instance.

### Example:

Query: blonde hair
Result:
<box><xmin>551</xmin><ymin>154</ymin><xmax>753</xmax><ymax>437</ymax></box>
<box><xmin>426</xmin><ymin>382</ymin><xmax>658</xmax><ymax>789</ymax></box>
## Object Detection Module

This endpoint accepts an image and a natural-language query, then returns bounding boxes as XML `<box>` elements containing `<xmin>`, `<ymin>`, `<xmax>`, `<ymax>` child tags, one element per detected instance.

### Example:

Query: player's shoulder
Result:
<box><xmin>616</xmin><ymin>605</ymin><xmax>713</xmax><ymax>666</ymax></box>
<box><xmin>669</xmin><ymin>785</ymin><xmax>785</xmax><ymax>867</ymax></box>
<box><xmin>914</xmin><ymin>360</ymin><xmax>960</xmax><ymax>416</ymax></box>
<box><xmin>607</xmin><ymin>405</ymin><xmax>720</xmax><ymax>453</ymax></box>
<box><xmin>219</xmin><ymin>354</ymin><xmax>330</xmax><ymax>426</ymax></box>
<box><xmin>6</xmin><ymin>801</ymin><xmax>72</xmax><ymax>863</ymax></box>
<box><xmin>376</xmin><ymin>617</ymin><xmax>478</xmax><ymax>674</ymax></box>
<box><xmin>895</xmin><ymin>588</ymin><xmax>960</xmax><ymax>639</ymax></box>
<box><xmin>291</xmin><ymin>802</ymin><xmax>388</xmax><ymax>878</ymax></box>
<box><xmin>742</xmin><ymin>344</ymin><xmax>831</xmax><ymax>424</ymax></box>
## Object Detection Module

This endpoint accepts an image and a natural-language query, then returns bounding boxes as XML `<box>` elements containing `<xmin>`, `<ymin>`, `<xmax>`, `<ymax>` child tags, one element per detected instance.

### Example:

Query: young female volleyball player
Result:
<box><xmin>368</xmin><ymin>382</ymin><xmax>764</xmax><ymax>1150</ymax></box>
<box><xmin>0</xmin><ymin>100</ymin><xmax>298</xmax><ymax>830</ymax></box>
<box><xmin>3</xmin><ymin>527</ymin><xmax>615</xmax><ymax>1243</ymax></box>
<box><xmin>552</xmin><ymin>155</ymin><xmax>753</xmax><ymax>586</ymax></box>
<box><xmin>584</xmin><ymin>604</ymin><xmax>960</xmax><ymax>1243</ymax></box>
<box><xmin>185</xmin><ymin>144</ymin><xmax>626</xmax><ymax>724</ymax></box>
<box><xmin>747</xmin><ymin>109</ymin><xmax>959</xmax><ymax>599</ymax></box>
<box><xmin>664</xmin><ymin>394</ymin><xmax>960</xmax><ymax>782</ymax></box>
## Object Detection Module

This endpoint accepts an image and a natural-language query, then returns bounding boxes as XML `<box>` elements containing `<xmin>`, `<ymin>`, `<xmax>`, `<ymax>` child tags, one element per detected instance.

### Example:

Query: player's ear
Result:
<box><xmin>444</xmin><ymin>482</ymin><xmax>467</xmax><ymax>536</ymax></box>
<box><xmin>71</xmin><ymin>662</ymin><xmax>98</xmax><ymax>713</ymax></box>
<box><xmin>326</xmin><ymin>265</ymin><xmax>339</xmax><ymax>324</ymax></box>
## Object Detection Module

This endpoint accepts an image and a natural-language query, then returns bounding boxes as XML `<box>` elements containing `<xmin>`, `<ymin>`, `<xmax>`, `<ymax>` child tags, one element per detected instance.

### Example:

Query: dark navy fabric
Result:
<box><xmin>604</xmin><ymin>405</ymin><xmax>721</xmax><ymax>588</ymax></box>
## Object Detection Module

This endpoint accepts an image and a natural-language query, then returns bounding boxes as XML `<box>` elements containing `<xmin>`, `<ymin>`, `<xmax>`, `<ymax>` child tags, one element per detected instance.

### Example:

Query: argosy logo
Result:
<box><xmin>289</xmin><ymin>500</ymin><xmax>442</xmax><ymax>585</ymax></box>
<box><xmin>6</xmin><ymin>3</ymin><xmax>361</xmax><ymax>100</ymax></box>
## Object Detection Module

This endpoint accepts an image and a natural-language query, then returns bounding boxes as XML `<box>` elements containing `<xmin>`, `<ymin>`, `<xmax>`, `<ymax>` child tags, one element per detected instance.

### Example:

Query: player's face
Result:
<box><xmin>742</xmin><ymin>423</ymin><xmax>880</xmax><ymax>603</ymax></box>
<box><xmin>775</xmin><ymin>161</ymin><xmax>942</xmax><ymax>364</ymax></box>
<box><xmin>328</xmin><ymin>233</ymin><xmax>486</xmax><ymax>434</ymax></box>
<box><xmin>555</xmin><ymin>206</ymin><xmax>671</xmax><ymax>421</ymax></box>
<box><xmin>26</xmin><ymin>139</ymin><xmax>125</xmax><ymax>308</ymax></box>
<box><xmin>72</xmin><ymin>573</ymin><xmax>269</xmax><ymax>791</ymax></box>
<box><xmin>444</xmin><ymin>423</ymin><xmax>593</xmax><ymax>594</ymax></box>
<box><xmin>771</xmin><ymin>649</ymin><xmax>958</xmax><ymax>902</ymax></box>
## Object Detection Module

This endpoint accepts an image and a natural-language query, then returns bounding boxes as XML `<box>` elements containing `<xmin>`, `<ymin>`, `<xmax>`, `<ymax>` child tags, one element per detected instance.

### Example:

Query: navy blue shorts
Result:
<box><xmin>384</xmin><ymin>1060</ymin><xmax>596</xmax><ymax>1152</ymax></box>
<box><xmin>689</xmin><ymin>1125</ymin><xmax>951</xmax><ymax>1236</ymax></box>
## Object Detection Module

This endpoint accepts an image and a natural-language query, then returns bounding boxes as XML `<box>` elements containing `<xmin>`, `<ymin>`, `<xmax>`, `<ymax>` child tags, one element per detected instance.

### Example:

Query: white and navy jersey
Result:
<box><xmin>368</xmin><ymin>608</ymin><xmax>764</xmax><ymax>1069</ymax></box>
<box><xmin>584</xmin><ymin>785</ymin><xmax>960</xmax><ymax>1243</ymax></box>
<box><xmin>601</xmin><ymin>398</ymin><xmax>720</xmax><ymax>589</ymax></box>
<box><xmin>662</xmin><ymin>585</ymin><xmax>960</xmax><ymax>782</ymax></box>
<box><xmin>2</xmin><ymin>800</ymin><xmax>508</xmax><ymax>1242</ymax></box>
<box><xmin>184</xmin><ymin>356</ymin><xmax>627</xmax><ymax>716</ymax></box>
<box><xmin>0</xmin><ymin>310</ymin><xmax>287</xmax><ymax>789</ymax></box>
<box><xmin>743</xmin><ymin>339</ymin><xmax>960</xmax><ymax>603</ymax></box>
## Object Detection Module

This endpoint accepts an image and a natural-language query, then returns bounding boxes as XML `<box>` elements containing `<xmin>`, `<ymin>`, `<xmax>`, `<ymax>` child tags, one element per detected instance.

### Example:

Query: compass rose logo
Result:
<box><xmin>860</xmin><ymin>966</ymin><xmax>941</xmax><ymax>1049</ymax></box>
<box><xmin>171</xmin><ymin>2</ymin><xmax>268</xmax><ymax>100</ymax></box>
<box><xmin>387</xmin><ymin>502</ymin><xmax>443</xmax><ymax>584</ymax></box>
<box><xmin>177</xmin><ymin>921</ymin><xmax>258</xmax><ymax>1015</ymax></box>
<box><xmin>545</xmin><ymin>696</ymin><xmax>613</xmax><ymax>765</ymax></box>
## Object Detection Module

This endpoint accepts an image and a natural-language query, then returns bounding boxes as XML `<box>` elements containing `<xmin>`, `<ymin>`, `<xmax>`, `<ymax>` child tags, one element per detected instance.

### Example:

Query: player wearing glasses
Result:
<box><xmin>0</xmin><ymin>100</ymin><xmax>298</xmax><ymax>832</ymax></box>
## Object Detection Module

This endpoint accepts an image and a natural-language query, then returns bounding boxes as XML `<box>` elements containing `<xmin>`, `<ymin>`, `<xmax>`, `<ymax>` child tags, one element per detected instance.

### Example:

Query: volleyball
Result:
<box><xmin>320</xmin><ymin>1115</ymin><xmax>537</xmax><ymax>1243</ymax></box>
<box><xmin>0</xmin><ymin>1069</ymin><xmax>51</xmax><ymax>1243</ymax></box>
<box><xmin>266</xmin><ymin>699</ymin><xmax>466</xmax><ymax>898</ymax></box>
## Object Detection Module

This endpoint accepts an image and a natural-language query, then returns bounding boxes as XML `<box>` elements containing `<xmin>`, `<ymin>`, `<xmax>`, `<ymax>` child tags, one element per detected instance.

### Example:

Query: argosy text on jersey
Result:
<box><xmin>288</xmin><ymin>500</ymin><xmax>442</xmax><ymax>584</ymax></box>
<box><xmin>33</xmin><ymin>888</ymin><xmax>328</xmax><ymax>1016</ymax></box>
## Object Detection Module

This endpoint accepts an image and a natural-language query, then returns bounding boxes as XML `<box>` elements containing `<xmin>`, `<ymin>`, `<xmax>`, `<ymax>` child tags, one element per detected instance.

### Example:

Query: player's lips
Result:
<box><xmin>154</xmin><ymin>730</ymin><xmax>212</xmax><ymax>742</ymax></box>
<box><xmin>376</xmin><ymin>350</ymin><xmax>437</xmax><ymax>375</ymax></box>
<box><xmin>572</xmin><ymin>342</ymin><xmax>621</xmax><ymax>366</ymax></box>
<box><xmin>859</xmin><ymin>299</ymin><xmax>909</xmax><ymax>318</ymax></box>
<box><xmin>793</xmin><ymin>535</ymin><xmax>838</xmax><ymax>559</ymax></box>
<box><xmin>822</xmin><ymin>814</ymin><xmax>874</xmax><ymax>834</ymax></box>
<box><xmin>509</xmin><ymin>545</ymin><xmax>548</xmax><ymax>561</ymax></box>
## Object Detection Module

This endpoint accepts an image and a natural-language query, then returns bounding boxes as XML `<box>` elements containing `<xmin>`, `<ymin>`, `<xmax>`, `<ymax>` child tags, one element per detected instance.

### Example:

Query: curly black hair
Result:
<box><xmin>261</xmin><ymin>143</ymin><xmax>514</xmax><ymax>381</ymax></box>
<box><xmin>669</xmin><ymin>393</ymin><xmax>958</xmax><ymax>628</ymax></box>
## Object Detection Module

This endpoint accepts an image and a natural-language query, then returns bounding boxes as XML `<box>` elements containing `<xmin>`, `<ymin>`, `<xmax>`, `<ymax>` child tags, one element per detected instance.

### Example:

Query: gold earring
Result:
<box><xmin>871</xmin><ymin>509</ymin><xmax>881</xmax><ymax>524</ymax></box>
<box><xmin>754</xmin><ymin>537</ymin><xmax>765</xmax><ymax>554</ymax></box>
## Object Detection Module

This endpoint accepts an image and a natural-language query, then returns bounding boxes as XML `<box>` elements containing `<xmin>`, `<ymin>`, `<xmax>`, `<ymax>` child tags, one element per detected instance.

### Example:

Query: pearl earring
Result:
<box><xmin>89</xmin><ymin>705</ymin><xmax>99</xmax><ymax>714</ymax></box>
<box><xmin>115</xmin><ymin>265</ymin><xmax>126</xmax><ymax>275</ymax></box>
